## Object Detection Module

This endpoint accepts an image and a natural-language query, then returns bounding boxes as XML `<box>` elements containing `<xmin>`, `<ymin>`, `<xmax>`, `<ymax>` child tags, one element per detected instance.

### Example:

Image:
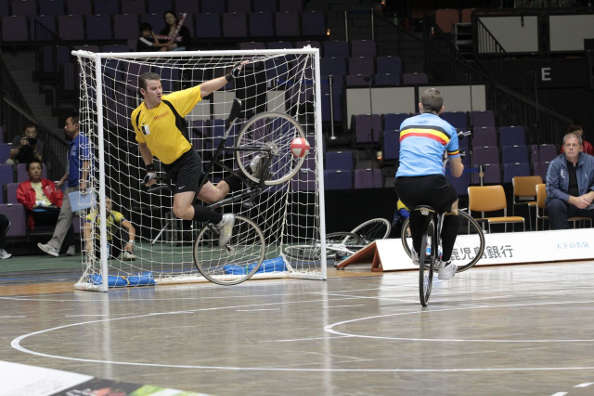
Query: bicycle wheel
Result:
<box><xmin>193</xmin><ymin>215</ymin><xmax>265</xmax><ymax>286</ymax></box>
<box><xmin>235</xmin><ymin>112</ymin><xmax>307</xmax><ymax>185</ymax></box>
<box><xmin>283</xmin><ymin>232</ymin><xmax>363</xmax><ymax>261</ymax></box>
<box><xmin>419</xmin><ymin>218</ymin><xmax>435</xmax><ymax>307</ymax></box>
<box><xmin>350</xmin><ymin>217</ymin><xmax>391</xmax><ymax>244</ymax></box>
<box><xmin>401</xmin><ymin>211</ymin><xmax>485</xmax><ymax>273</ymax></box>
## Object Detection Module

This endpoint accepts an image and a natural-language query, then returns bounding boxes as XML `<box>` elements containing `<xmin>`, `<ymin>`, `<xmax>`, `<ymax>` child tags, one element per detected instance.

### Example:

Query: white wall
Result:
<box><xmin>417</xmin><ymin>85</ymin><xmax>486</xmax><ymax>112</ymax></box>
<box><xmin>549</xmin><ymin>14</ymin><xmax>594</xmax><ymax>51</ymax></box>
<box><xmin>479</xmin><ymin>16</ymin><xmax>538</xmax><ymax>53</ymax></box>
<box><xmin>346</xmin><ymin>87</ymin><xmax>415</xmax><ymax>127</ymax></box>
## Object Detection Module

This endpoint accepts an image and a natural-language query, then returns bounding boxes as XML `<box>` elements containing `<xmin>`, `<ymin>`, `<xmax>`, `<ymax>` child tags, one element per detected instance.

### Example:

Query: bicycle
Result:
<box><xmin>148</xmin><ymin>98</ymin><xmax>307</xmax><ymax>286</ymax></box>
<box><xmin>282</xmin><ymin>217</ymin><xmax>391</xmax><ymax>263</ymax></box>
<box><xmin>401</xmin><ymin>207</ymin><xmax>485</xmax><ymax>306</ymax></box>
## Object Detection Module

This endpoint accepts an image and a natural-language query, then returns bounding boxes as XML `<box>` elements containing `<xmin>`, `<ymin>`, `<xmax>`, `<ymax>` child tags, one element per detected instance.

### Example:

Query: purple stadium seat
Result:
<box><xmin>470</xmin><ymin>110</ymin><xmax>495</xmax><ymax>127</ymax></box>
<box><xmin>279</xmin><ymin>0</ymin><xmax>302</xmax><ymax>12</ymax></box>
<box><xmin>195</xmin><ymin>12</ymin><xmax>221</xmax><ymax>38</ymax></box>
<box><xmin>1</xmin><ymin>16</ymin><xmax>28</xmax><ymax>41</ymax></box>
<box><xmin>376</xmin><ymin>55</ymin><xmax>401</xmax><ymax>74</ymax></box>
<box><xmin>253</xmin><ymin>0</ymin><xmax>276</xmax><ymax>12</ymax></box>
<box><xmin>58</xmin><ymin>15</ymin><xmax>84</xmax><ymax>40</ymax></box>
<box><xmin>503</xmin><ymin>162</ymin><xmax>531</xmax><ymax>183</ymax></box>
<box><xmin>121</xmin><ymin>0</ymin><xmax>146</xmax><ymax>14</ymax></box>
<box><xmin>346</xmin><ymin>74</ymin><xmax>371</xmax><ymax>87</ymax></box>
<box><xmin>30</xmin><ymin>15</ymin><xmax>57</xmax><ymax>40</ymax></box>
<box><xmin>0</xmin><ymin>1</ymin><xmax>9</xmax><ymax>15</ymax></box>
<box><xmin>11</xmin><ymin>0</ymin><xmax>37</xmax><ymax>16</ymax></box>
<box><xmin>446</xmin><ymin>168</ymin><xmax>470</xmax><ymax>196</ymax></box>
<box><xmin>227</xmin><ymin>0</ymin><xmax>250</xmax><ymax>12</ymax></box>
<box><xmin>94</xmin><ymin>0</ymin><xmax>119</xmax><ymax>15</ymax></box>
<box><xmin>471</xmin><ymin>162</ymin><xmax>501</xmax><ymax>185</ymax></box>
<box><xmin>401</xmin><ymin>72</ymin><xmax>428</xmax><ymax>85</ymax></box>
<box><xmin>16</xmin><ymin>163</ymin><xmax>27</xmax><ymax>183</ymax></box>
<box><xmin>324</xmin><ymin>169</ymin><xmax>352</xmax><ymax>190</ymax></box>
<box><xmin>302</xmin><ymin>10</ymin><xmax>324</xmax><ymax>36</ymax></box>
<box><xmin>175</xmin><ymin>0</ymin><xmax>199</xmax><ymax>13</ymax></box>
<box><xmin>0</xmin><ymin>203</ymin><xmax>26</xmax><ymax>237</ymax></box>
<box><xmin>472</xmin><ymin>126</ymin><xmax>497</xmax><ymax>147</ymax></box>
<box><xmin>147</xmin><ymin>0</ymin><xmax>172</xmax><ymax>14</ymax></box>
<box><xmin>275</xmin><ymin>11</ymin><xmax>299</xmax><ymax>36</ymax></box>
<box><xmin>353</xmin><ymin>114</ymin><xmax>381</xmax><ymax>144</ymax></box>
<box><xmin>140</xmin><ymin>12</ymin><xmax>163</xmax><ymax>31</ymax></box>
<box><xmin>348</xmin><ymin>56</ymin><xmax>374</xmax><ymax>76</ymax></box>
<box><xmin>239</xmin><ymin>41</ymin><xmax>265</xmax><ymax>49</ymax></box>
<box><xmin>383</xmin><ymin>113</ymin><xmax>408</xmax><ymax>131</ymax></box>
<box><xmin>499</xmin><ymin>125</ymin><xmax>526</xmax><ymax>147</ymax></box>
<box><xmin>249</xmin><ymin>11</ymin><xmax>274</xmax><ymax>37</ymax></box>
<box><xmin>323</xmin><ymin>40</ymin><xmax>348</xmax><ymax>57</ymax></box>
<box><xmin>472</xmin><ymin>145</ymin><xmax>499</xmax><ymax>165</ymax></box>
<box><xmin>321</xmin><ymin>76</ymin><xmax>343</xmax><ymax>122</ymax></box>
<box><xmin>201</xmin><ymin>0</ymin><xmax>224</xmax><ymax>13</ymax></box>
<box><xmin>0</xmin><ymin>164</ymin><xmax>13</xmax><ymax>186</ymax></box>
<box><xmin>66</xmin><ymin>0</ymin><xmax>91</xmax><ymax>15</ymax></box>
<box><xmin>114</xmin><ymin>14</ymin><xmax>140</xmax><ymax>40</ymax></box>
<box><xmin>441</xmin><ymin>112</ymin><xmax>467</xmax><ymax>129</ymax></box>
<box><xmin>383</xmin><ymin>129</ymin><xmax>399</xmax><ymax>160</ymax></box>
<box><xmin>533</xmin><ymin>161</ymin><xmax>550</xmax><ymax>181</ymax></box>
<box><xmin>321</xmin><ymin>56</ymin><xmax>347</xmax><ymax>76</ymax></box>
<box><xmin>502</xmin><ymin>145</ymin><xmax>529</xmax><ymax>164</ymax></box>
<box><xmin>5</xmin><ymin>183</ymin><xmax>18</xmax><ymax>203</ymax></box>
<box><xmin>354</xmin><ymin>168</ymin><xmax>382</xmax><ymax>189</ymax></box>
<box><xmin>0</xmin><ymin>144</ymin><xmax>10</xmax><ymax>163</ymax></box>
<box><xmin>38</xmin><ymin>0</ymin><xmax>64</xmax><ymax>15</ymax></box>
<box><xmin>351</xmin><ymin>39</ymin><xmax>376</xmax><ymax>57</ymax></box>
<box><xmin>326</xmin><ymin>151</ymin><xmax>353</xmax><ymax>170</ymax></box>
<box><xmin>86</xmin><ymin>14</ymin><xmax>112</xmax><ymax>40</ymax></box>
<box><xmin>373</xmin><ymin>73</ymin><xmax>399</xmax><ymax>86</ymax></box>
<box><xmin>538</xmin><ymin>144</ymin><xmax>557</xmax><ymax>162</ymax></box>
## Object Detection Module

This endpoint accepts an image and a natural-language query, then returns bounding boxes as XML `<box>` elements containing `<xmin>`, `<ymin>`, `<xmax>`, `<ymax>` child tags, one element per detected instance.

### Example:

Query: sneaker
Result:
<box><xmin>438</xmin><ymin>259</ymin><xmax>457</xmax><ymax>280</ymax></box>
<box><xmin>0</xmin><ymin>249</ymin><xmax>12</xmax><ymax>259</ymax></box>
<box><xmin>216</xmin><ymin>213</ymin><xmax>235</xmax><ymax>247</ymax></box>
<box><xmin>66</xmin><ymin>245</ymin><xmax>76</xmax><ymax>256</ymax></box>
<box><xmin>38</xmin><ymin>242</ymin><xmax>59</xmax><ymax>257</ymax></box>
<box><xmin>249</xmin><ymin>154</ymin><xmax>265</xmax><ymax>180</ymax></box>
<box><xmin>120</xmin><ymin>251</ymin><xmax>137</xmax><ymax>261</ymax></box>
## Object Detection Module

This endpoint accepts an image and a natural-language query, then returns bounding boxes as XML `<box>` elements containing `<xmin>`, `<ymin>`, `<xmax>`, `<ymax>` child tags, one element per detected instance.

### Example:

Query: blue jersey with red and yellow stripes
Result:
<box><xmin>395</xmin><ymin>112</ymin><xmax>460</xmax><ymax>177</ymax></box>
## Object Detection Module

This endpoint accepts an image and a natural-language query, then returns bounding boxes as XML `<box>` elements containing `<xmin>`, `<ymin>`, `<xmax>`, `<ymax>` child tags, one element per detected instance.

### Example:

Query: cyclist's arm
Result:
<box><xmin>448</xmin><ymin>156</ymin><xmax>464</xmax><ymax>178</ymax></box>
<box><xmin>138</xmin><ymin>143</ymin><xmax>153</xmax><ymax>167</ymax></box>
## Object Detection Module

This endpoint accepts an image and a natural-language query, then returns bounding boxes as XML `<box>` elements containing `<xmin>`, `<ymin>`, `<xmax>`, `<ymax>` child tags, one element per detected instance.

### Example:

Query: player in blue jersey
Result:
<box><xmin>395</xmin><ymin>88</ymin><xmax>464</xmax><ymax>280</ymax></box>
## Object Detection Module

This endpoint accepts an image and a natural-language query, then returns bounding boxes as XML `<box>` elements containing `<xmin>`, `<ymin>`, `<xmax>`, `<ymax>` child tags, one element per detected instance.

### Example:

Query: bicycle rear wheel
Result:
<box><xmin>350</xmin><ymin>217</ymin><xmax>391</xmax><ymax>244</ymax></box>
<box><xmin>282</xmin><ymin>232</ymin><xmax>363</xmax><ymax>262</ymax></box>
<box><xmin>401</xmin><ymin>210</ymin><xmax>485</xmax><ymax>273</ymax></box>
<box><xmin>235</xmin><ymin>112</ymin><xmax>307</xmax><ymax>186</ymax></box>
<box><xmin>419</xmin><ymin>219</ymin><xmax>435</xmax><ymax>307</ymax></box>
<box><xmin>193</xmin><ymin>215</ymin><xmax>265</xmax><ymax>286</ymax></box>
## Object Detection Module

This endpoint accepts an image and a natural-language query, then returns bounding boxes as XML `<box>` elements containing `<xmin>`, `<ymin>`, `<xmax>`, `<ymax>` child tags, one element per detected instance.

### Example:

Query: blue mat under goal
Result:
<box><xmin>223</xmin><ymin>256</ymin><xmax>286</xmax><ymax>275</ymax></box>
<box><xmin>89</xmin><ymin>272</ymin><xmax>155</xmax><ymax>287</ymax></box>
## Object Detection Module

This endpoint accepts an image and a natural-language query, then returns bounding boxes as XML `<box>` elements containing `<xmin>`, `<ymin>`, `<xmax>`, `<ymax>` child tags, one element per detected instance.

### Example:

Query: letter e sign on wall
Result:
<box><xmin>541</xmin><ymin>66</ymin><xmax>552</xmax><ymax>82</ymax></box>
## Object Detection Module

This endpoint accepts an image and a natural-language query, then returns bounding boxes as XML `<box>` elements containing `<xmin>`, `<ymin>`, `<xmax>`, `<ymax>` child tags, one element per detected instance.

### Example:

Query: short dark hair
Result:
<box><xmin>27</xmin><ymin>160</ymin><xmax>42</xmax><ymax>172</ymax></box>
<box><xmin>420</xmin><ymin>88</ymin><xmax>443</xmax><ymax>113</ymax></box>
<box><xmin>24</xmin><ymin>123</ymin><xmax>37</xmax><ymax>131</ymax></box>
<box><xmin>163</xmin><ymin>10</ymin><xmax>177</xmax><ymax>23</ymax></box>
<box><xmin>140</xmin><ymin>22</ymin><xmax>152</xmax><ymax>32</ymax></box>
<box><xmin>566</xmin><ymin>124</ymin><xmax>583</xmax><ymax>134</ymax></box>
<box><xmin>68</xmin><ymin>114</ymin><xmax>79</xmax><ymax>126</ymax></box>
<box><xmin>139</xmin><ymin>72</ymin><xmax>161</xmax><ymax>91</ymax></box>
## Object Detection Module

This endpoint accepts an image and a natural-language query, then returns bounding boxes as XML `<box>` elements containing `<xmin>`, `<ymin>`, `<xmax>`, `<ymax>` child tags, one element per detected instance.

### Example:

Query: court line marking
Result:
<box><xmin>11</xmin><ymin>299</ymin><xmax>594</xmax><ymax>373</ymax></box>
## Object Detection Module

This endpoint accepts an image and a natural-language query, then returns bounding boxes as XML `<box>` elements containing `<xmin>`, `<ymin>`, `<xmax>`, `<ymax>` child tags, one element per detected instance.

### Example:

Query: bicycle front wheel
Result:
<box><xmin>235</xmin><ymin>112</ymin><xmax>307</xmax><ymax>185</ymax></box>
<box><xmin>193</xmin><ymin>215</ymin><xmax>265</xmax><ymax>286</ymax></box>
<box><xmin>419</xmin><ymin>219</ymin><xmax>435</xmax><ymax>307</ymax></box>
<box><xmin>282</xmin><ymin>232</ymin><xmax>363</xmax><ymax>262</ymax></box>
<box><xmin>350</xmin><ymin>217</ymin><xmax>392</xmax><ymax>244</ymax></box>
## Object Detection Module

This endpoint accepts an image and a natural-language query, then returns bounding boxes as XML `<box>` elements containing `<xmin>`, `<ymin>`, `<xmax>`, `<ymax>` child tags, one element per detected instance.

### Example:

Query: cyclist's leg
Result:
<box><xmin>395</xmin><ymin>177</ymin><xmax>427</xmax><ymax>255</ymax></box>
<box><xmin>441</xmin><ymin>199</ymin><xmax>460</xmax><ymax>261</ymax></box>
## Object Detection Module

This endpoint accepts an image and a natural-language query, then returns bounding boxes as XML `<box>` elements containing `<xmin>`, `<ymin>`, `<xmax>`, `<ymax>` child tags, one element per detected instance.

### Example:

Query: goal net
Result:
<box><xmin>72</xmin><ymin>48</ymin><xmax>326</xmax><ymax>291</ymax></box>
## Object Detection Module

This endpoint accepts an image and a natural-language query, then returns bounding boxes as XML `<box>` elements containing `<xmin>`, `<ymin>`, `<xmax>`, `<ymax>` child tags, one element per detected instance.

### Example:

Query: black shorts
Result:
<box><xmin>395</xmin><ymin>174</ymin><xmax>458</xmax><ymax>213</ymax></box>
<box><xmin>163</xmin><ymin>150</ymin><xmax>205</xmax><ymax>194</ymax></box>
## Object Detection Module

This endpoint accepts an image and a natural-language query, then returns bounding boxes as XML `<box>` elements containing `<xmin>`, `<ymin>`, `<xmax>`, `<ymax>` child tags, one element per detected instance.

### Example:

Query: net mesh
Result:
<box><xmin>73</xmin><ymin>49</ymin><xmax>324</xmax><ymax>290</ymax></box>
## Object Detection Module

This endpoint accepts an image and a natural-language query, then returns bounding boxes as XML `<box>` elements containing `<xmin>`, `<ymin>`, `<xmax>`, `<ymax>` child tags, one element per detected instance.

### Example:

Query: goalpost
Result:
<box><xmin>72</xmin><ymin>48</ymin><xmax>326</xmax><ymax>291</ymax></box>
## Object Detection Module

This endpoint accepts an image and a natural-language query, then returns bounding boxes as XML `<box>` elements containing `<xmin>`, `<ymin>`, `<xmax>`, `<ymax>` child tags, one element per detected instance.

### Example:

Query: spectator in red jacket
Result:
<box><xmin>16</xmin><ymin>160</ymin><xmax>64</xmax><ymax>231</ymax></box>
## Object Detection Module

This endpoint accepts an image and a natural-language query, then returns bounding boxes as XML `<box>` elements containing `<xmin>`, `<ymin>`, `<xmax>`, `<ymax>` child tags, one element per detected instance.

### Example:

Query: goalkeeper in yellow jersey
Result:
<box><xmin>130</xmin><ymin>65</ymin><xmax>253</xmax><ymax>247</ymax></box>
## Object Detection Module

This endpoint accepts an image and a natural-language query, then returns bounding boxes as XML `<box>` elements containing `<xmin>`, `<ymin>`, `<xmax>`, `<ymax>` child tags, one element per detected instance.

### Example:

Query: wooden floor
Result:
<box><xmin>2</xmin><ymin>262</ymin><xmax>594</xmax><ymax>395</ymax></box>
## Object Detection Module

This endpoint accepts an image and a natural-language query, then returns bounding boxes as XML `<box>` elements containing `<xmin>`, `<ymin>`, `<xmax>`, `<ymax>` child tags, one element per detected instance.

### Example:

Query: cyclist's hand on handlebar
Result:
<box><xmin>143</xmin><ymin>163</ymin><xmax>158</xmax><ymax>186</ymax></box>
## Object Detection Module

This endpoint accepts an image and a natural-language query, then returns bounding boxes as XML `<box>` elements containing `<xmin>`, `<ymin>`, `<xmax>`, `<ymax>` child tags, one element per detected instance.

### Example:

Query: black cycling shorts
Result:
<box><xmin>395</xmin><ymin>174</ymin><xmax>458</xmax><ymax>213</ymax></box>
<box><xmin>163</xmin><ymin>150</ymin><xmax>205</xmax><ymax>194</ymax></box>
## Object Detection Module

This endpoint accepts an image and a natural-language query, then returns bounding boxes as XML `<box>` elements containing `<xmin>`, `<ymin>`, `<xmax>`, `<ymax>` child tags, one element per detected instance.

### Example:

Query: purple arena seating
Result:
<box><xmin>5</xmin><ymin>183</ymin><xmax>18</xmax><ymax>203</ymax></box>
<box><xmin>139</xmin><ymin>13</ymin><xmax>163</xmax><ymax>31</ymax></box>
<box><xmin>94</xmin><ymin>0</ymin><xmax>119</xmax><ymax>15</ymax></box>
<box><xmin>326</xmin><ymin>151</ymin><xmax>353</xmax><ymax>170</ymax></box>
<box><xmin>537</xmin><ymin>144</ymin><xmax>557</xmax><ymax>162</ymax></box>
<box><xmin>58</xmin><ymin>15</ymin><xmax>84</xmax><ymax>40</ymax></box>
<box><xmin>86</xmin><ymin>14</ymin><xmax>113</xmax><ymax>40</ymax></box>
<box><xmin>11</xmin><ymin>0</ymin><xmax>37</xmax><ymax>16</ymax></box>
<box><xmin>499</xmin><ymin>125</ymin><xmax>526</xmax><ymax>146</ymax></box>
<box><xmin>324</xmin><ymin>169</ymin><xmax>352</xmax><ymax>190</ymax></box>
<box><xmin>348</xmin><ymin>56</ymin><xmax>374</xmax><ymax>76</ymax></box>
<box><xmin>446</xmin><ymin>168</ymin><xmax>470</xmax><ymax>196</ymax></box>
<box><xmin>351</xmin><ymin>39</ymin><xmax>376</xmax><ymax>57</ymax></box>
<box><xmin>253</xmin><ymin>0</ymin><xmax>277</xmax><ymax>12</ymax></box>
<box><xmin>472</xmin><ymin>145</ymin><xmax>499</xmax><ymax>165</ymax></box>
<box><xmin>323</xmin><ymin>40</ymin><xmax>349</xmax><ymax>57</ymax></box>
<box><xmin>0</xmin><ymin>144</ymin><xmax>9</xmax><ymax>164</ymax></box>
<box><xmin>0</xmin><ymin>164</ymin><xmax>13</xmax><ymax>186</ymax></box>
<box><xmin>30</xmin><ymin>15</ymin><xmax>57</xmax><ymax>41</ymax></box>
<box><xmin>354</xmin><ymin>168</ymin><xmax>382</xmax><ymax>189</ymax></box>
<box><xmin>503</xmin><ymin>162</ymin><xmax>531</xmax><ymax>183</ymax></box>
<box><xmin>275</xmin><ymin>11</ymin><xmax>299</xmax><ymax>36</ymax></box>
<box><xmin>227</xmin><ymin>0</ymin><xmax>250</xmax><ymax>13</ymax></box>
<box><xmin>0</xmin><ymin>203</ymin><xmax>26</xmax><ymax>237</ymax></box>
<box><xmin>302</xmin><ymin>10</ymin><xmax>324</xmax><ymax>36</ymax></box>
<box><xmin>66</xmin><ymin>0</ymin><xmax>91</xmax><ymax>14</ymax></box>
<box><xmin>249</xmin><ymin>11</ymin><xmax>274</xmax><ymax>37</ymax></box>
<box><xmin>16</xmin><ymin>163</ymin><xmax>28</xmax><ymax>183</ymax></box>
<box><xmin>383</xmin><ymin>129</ymin><xmax>399</xmax><ymax>160</ymax></box>
<box><xmin>346</xmin><ymin>74</ymin><xmax>371</xmax><ymax>87</ymax></box>
<box><xmin>471</xmin><ymin>162</ymin><xmax>501</xmax><ymax>185</ymax></box>
<box><xmin>501</xmin><ymin>145</ymin><xmax>529</xmax><ymax>164</ymax></box>
<box><xmin>175</xmin><ymin>0</ymin><xmax>199</xmax><ymax>13</ymax></box>
<box><xmin>0</xmin><ymin>1</ymin><xmax>9</xmax><ymax>15</ymax></box>
<box><xmin>533</xmin><ymin>161</ymin><xmax>550</xmax><ymax>181</ymax></box>
<box><xmin>321</xmin><ymin>76</ymin><xmax>343</xmax><ymax>122</ymax></box>
<box><xmin>472</xmin><ymin>126</ymin><xmax>497</xmax><ymax>147</ymax></box>
<box><xmin>401</xmin><ymin>72</ymin><xmax>428</xmax><ymax>85</ymax></box>
<box><xmin>352</xmin><ymin>114</ymin><xmax>381</xmax><ymax>144</ymax></box>
<box><xmin>147</xmin><ymin>0</ymin><xmax>172</xmax><ymax>14</ymax></box>
<box><xmin>121</xmin><ymin>0</ymin><xmax>146</xmax><ymax>14</ymax></box>
<box><xmin>2</xmin><ymin>16</ymin><xmax>28</xmax><ymax>41</ymax></box>
<box><xmin>201</xmin><ymin>0</ymin><xmax>224</xmax><ymax>13</ymax></box>
<box><xmin>470</xmin><ymin>110</ymin><xmax>495</xmax><ymax>127</ymax></box>
<box><xmin>376</xmin><ymin>55</ymin><xmax>402</xmax><ymax>74</ymax></box>
<box><xmin>441</xmin><ymin>112</ymin><xmax>467</xmax><ymax>129</ymax></box>
<box><xmin>374</xmin><ymin>73</ymin><xmax>399</xmax><ymax>86</ymax></box>
<box><xmin>383</xmin><ymin>113</ymin><xmax>408</xmax><ymax>131</ymax></box>
<box><xmin>195</xmin><ymin>12</ymin><xmax>221</xmax><ymax>38</ymax></box>
<box><xmin>279</xmin><ymin>0</ymin><xmax>302</xmax><ymax>12</ymax></box>
<box><xmin>321</xmin><ymin>56</ymin><xmax>347</xmax><ymax>76</ymax></box>
<box><xmin>38</xmin><ymin>0</ymin><xmax>64</xmax><ymax>15</ymax></box>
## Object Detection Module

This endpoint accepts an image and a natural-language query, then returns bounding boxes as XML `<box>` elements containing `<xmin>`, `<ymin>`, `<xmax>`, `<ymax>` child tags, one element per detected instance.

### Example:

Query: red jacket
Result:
<box><xmin>16</xmin><ymin>179</ymin><xmax>64</xmax><ymax>230</ymax></box>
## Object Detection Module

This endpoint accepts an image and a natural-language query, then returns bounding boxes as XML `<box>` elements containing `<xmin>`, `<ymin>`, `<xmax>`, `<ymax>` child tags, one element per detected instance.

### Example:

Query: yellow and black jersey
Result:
<box><xmin>130</xmin><ymin>84</ymin><xmax>202</xmax><ymax>164</ymax></box>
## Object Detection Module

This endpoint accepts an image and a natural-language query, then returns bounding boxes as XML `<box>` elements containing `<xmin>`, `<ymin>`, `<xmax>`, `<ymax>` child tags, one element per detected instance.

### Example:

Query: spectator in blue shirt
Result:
<box><xmin>546</xmin><ymin>132</ymin><xmax>594</xmax><ymax>229</ymax></box>
<box><xmin>38</xmin><ymin>114</ymin><xmax>91</xmax><ymax>257</ymax></box>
